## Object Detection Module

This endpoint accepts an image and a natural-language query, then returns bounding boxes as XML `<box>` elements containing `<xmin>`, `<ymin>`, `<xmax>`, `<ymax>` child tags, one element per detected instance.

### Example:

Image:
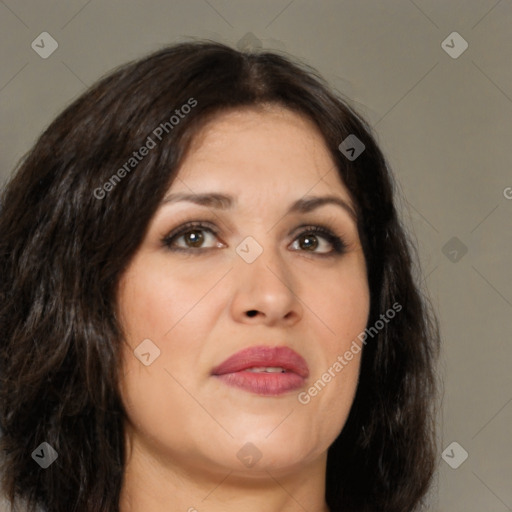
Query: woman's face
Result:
<box><xmin>118</xmin><ymin>106</ymin><xmax>370</xmax><ymax>478</ymax></box>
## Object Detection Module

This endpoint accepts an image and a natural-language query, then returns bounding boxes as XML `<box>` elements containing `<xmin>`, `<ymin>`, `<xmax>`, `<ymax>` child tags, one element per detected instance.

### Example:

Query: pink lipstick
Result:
<box><xmin>211</xmin><ymin>346</ymin><xmax>309</xmax><ymax>396</ymax></box>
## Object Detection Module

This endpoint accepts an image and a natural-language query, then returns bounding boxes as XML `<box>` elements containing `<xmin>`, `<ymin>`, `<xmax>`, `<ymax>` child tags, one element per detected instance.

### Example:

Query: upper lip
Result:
<box><xmin>211</xmin><ymin>345</ymin><xmax>309</xmax><ymax>378</ymax></box>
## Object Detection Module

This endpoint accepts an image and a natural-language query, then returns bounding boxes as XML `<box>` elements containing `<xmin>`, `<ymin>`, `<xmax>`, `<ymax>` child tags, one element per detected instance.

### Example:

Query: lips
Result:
<box><xmin>211</xmin><ymin>345</ymin><xmax>309</xmax><ymax>396</ymax></box>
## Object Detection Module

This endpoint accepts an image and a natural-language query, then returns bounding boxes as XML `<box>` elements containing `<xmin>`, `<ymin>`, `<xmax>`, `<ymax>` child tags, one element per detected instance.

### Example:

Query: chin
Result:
<box><xmin>225</xmin><ymin>430</ymin><xmax>324</xmax><ymax>473</ymax></box>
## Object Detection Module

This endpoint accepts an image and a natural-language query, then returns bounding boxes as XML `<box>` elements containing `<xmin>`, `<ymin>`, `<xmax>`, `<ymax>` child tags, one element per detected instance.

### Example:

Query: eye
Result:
<box><xmin>162</xmin><ymin>221</ymin><xmax>224</xmax><ymax>252</ymax></box>
<box><xmin>162</xmin><ymin>221</ymin><xmax>347</xmax><ymax>256</ymax></box>
<box><xmin>290</xmin><ymin>226</ymin><xmax>347</xmax><ymax>256</ymax></box>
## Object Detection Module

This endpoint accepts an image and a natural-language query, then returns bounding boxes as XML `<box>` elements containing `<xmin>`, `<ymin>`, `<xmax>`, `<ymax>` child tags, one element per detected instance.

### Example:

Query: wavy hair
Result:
<box><xmin>0</xmin><ymin>41</ymin><xmax>440</xmax><ymax>512</ymax></box>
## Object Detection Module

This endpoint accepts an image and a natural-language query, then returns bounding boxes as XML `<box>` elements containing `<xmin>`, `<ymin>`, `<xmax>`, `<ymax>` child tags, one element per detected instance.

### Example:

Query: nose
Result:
<box><xmin>229</xmin><ymin>242</ymin><xmax>303</xmax><ymax>327</ymax></box>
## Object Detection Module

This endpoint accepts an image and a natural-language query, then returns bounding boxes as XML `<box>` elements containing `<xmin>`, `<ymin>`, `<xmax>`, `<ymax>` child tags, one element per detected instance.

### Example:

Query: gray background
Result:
<box><xmin>1</xmin><ymin>1</ymin><xmax>511</xmax><ymax>511</ymax></box>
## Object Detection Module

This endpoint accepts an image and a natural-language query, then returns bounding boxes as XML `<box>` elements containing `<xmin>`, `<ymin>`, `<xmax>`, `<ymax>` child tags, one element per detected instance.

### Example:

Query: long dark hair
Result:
<box><xmin>0</xmin><ymin>41</ymin><xmax>440</xmax><ymax>512</ymax></box>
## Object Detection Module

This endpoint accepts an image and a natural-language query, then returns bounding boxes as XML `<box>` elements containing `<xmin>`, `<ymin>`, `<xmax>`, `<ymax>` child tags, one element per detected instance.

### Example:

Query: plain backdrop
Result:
<box><xmin>1</xmin><ymin>1</ymin><xmax>511</xmax><ymax>511</ymax></box>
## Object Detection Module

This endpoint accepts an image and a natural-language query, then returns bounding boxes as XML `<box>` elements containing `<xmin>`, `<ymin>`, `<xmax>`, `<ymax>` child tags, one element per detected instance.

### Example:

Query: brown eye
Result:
<box><xmin>162</xmin><ymin>222</ymin><xmax>222</xmax><ymax>252</ymax></box>
<box><xmin>297</xmin><ymin>233</ymin><xmax>319</xmax><ymax>251</ymax></box>
<box><xmin>182</xmin><ymin>230</ymin><xmax>205</xmax><ymax>248</ymax></box>
<box><xmin>290</xmin><ymin>226</ymin><xmax>347</xmax><ymax>256</ymax></box>
<box><xmin>162</xmin><ymin>221</ymin><xmax>347</xmax><ymax>257</ymax></box>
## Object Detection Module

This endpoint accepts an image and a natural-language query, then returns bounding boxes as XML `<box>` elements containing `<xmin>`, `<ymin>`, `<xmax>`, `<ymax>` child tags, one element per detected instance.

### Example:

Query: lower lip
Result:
<box><xmin>215</xmin><ymin>371</ymin><xmax>305</xmax><ymax>396</ymax></box>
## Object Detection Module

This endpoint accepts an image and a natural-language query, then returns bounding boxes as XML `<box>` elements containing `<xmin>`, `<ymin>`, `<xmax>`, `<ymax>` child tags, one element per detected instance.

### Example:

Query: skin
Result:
<box><xmin>117</xmin><ymin>105</ymin><xmax>370</xmax><ymax>512</ymax></box>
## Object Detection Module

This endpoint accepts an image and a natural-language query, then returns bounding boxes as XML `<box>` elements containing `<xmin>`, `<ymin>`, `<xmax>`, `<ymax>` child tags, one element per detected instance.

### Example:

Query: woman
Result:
<box><xmin>0</xmin><ymin>41</ymin><xmax>440</xmax><ymax>512</ymax></box>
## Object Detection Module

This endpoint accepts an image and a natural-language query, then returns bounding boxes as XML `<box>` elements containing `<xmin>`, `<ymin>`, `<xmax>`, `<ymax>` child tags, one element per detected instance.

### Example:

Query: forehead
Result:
<box><xmin>174</xmin><ymin>105</ymin><xmax>346</xmax><ymax>195</ymax></box>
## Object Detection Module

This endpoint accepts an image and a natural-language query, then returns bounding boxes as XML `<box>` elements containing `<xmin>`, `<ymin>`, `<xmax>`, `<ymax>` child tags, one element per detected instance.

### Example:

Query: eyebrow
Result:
<box><xmin>161</xmin><ymin>192</ymin><xmax>357</xmax><ymax>221</ymax></box>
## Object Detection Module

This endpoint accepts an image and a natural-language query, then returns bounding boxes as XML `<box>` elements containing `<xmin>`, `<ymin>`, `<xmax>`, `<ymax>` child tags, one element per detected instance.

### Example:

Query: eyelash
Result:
<box><xmin>161</xmin><ymin>221</ymin><xmax>348</xmax><ymax>257</ymax></box>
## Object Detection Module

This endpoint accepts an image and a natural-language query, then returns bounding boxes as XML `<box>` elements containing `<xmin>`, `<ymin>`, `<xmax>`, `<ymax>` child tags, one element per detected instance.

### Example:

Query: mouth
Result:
<box><xmin>211</xmin><ymin>345</ymin><xmax>309</xmax><ymax>396</ymax></box>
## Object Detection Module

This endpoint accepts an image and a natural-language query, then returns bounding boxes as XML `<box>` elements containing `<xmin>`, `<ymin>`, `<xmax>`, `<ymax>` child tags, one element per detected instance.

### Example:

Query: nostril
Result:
<box><xmin>246</xmin><ymin>310</ymin><xmax>258</xmax><ymax>318</ymax></box>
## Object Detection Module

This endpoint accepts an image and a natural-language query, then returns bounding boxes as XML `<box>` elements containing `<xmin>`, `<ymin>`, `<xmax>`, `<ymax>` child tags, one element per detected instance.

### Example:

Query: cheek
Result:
<box><xmin>327</xmin><ymin>354</ymin><xmax>361</xmax><ymax>435</ymax></box>
<box><xmin>117</xmin><ymin>259</ymin><xmax>213</xmax><ymax>343</ymax></box>
<box><xmin>297</xmin><ymin>261</ymin><xmax>369</xmax><ymax>442</ymax></box>
<box><xmin>117</xmin><ymin>259</ymin><xmax>221</xmax><ymax>426</ymax></box>
<box><xmin>311</xmin><ymin>260</ymin><xmax>370</xmax><ymax>343</ymax></box>
<box><xmin>293</xmin><ymin>350</ymin><xmax>362</xmax><ymax>460</ymax></box>
<box><xmin>119</xmin><ymin>361</ymin><xmax>202</xmax><ymax>459</ymax></box>
<box><xmin>117</xmin><ymin>267</ymin><xmax>205</xmax><ymax>453</ymax></box>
